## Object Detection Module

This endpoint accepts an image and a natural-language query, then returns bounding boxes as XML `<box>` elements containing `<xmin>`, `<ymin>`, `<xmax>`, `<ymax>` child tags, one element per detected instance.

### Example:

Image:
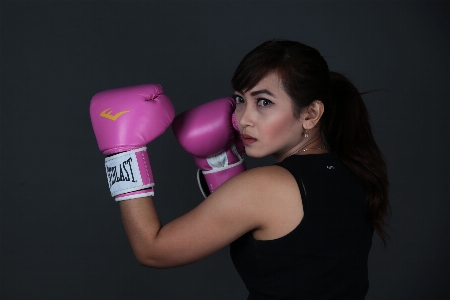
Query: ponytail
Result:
<box><xmin>322</xmin><ymin>72</ymin><xmax>391</xmax><ymax>246</ymax></box>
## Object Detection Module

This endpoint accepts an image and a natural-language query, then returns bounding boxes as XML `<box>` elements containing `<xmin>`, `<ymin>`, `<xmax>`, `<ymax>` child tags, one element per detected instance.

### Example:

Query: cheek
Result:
<box><xmin>263</xmin><ymin>116</ymin><xmax>296</xmax><ymax>142</ymax></box>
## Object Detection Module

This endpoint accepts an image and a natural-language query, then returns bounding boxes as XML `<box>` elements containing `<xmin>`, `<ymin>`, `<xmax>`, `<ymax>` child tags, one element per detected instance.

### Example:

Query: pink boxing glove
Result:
<box><xmin>172</xmin><ymin>97</ymin><xmax>245</xmax><ymax>197</ymax></box>
<box><xmin>90</xmin><ymin>84</ymin><xmax>175</xmax><ymax>201</ymax></box>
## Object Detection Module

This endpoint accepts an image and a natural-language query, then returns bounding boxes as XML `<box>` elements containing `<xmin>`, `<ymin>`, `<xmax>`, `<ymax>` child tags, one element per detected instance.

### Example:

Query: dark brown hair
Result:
<box><xmin>232</xmin><ymin>39</ymin><xmax>390</xmax><ymax>245</ymax></box>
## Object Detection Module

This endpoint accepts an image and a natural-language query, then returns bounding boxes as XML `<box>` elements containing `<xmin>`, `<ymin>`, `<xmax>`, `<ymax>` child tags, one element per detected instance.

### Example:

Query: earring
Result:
<box><xmin>304</xmin><ymin>130</ymin><xmax>309</xmax><ymax>138</ymax></box>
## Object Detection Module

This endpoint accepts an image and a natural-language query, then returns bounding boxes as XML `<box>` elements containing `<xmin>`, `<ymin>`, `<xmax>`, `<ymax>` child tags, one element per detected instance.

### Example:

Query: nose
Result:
<box><xmin>237</xmin><ymin>103</ymin><xmax>253</xmax><ymax>130</ymax></box>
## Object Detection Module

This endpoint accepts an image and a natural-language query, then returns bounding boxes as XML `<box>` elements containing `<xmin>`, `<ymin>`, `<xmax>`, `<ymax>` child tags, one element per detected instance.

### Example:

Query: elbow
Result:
<box><xmin>133</xmin><ymin>249</ymin><xmax>159</xmax><ymax>268</ymax></box>
<box><xmin>134</xmin><ymin>251</ymin><xmax>189</xmax><ymax>269</ymax></box>
<box><xmin>129</xmin><ymin>239</ymin><xmax>186</xmax><ymax>269</ymax></box>
<box><xmin>136</xmin><ymin>258</ymin><xmax>174</xmax><ymax>269</ymax></box>
<box><xmin>133</xmin><ymin>249</ymin><xmax>171</xmax><ymax>269</ymax></box>
<box><xmin>127</xmin><ymin>237</ymin><xmax>162</xmax><ymax>268</ymax></box>
<box><xmin>136</xmin><ymin>256</ymin><xmax>156</xmax><ymax>268</ymax></box>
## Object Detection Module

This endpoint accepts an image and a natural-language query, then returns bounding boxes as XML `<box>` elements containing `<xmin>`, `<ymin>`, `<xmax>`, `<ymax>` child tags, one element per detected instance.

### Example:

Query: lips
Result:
<box><xmin>241</xmin><ymin>134</ymin><xmax>257</xmax><ymax>145</ymax></box>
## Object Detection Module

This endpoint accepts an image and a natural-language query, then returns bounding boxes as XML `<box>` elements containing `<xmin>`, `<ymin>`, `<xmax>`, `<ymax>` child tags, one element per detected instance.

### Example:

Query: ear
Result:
<box><xmin>302</xmin><ymin>100</ymin><xmax>324</xmax><ymax>130</ymax></box>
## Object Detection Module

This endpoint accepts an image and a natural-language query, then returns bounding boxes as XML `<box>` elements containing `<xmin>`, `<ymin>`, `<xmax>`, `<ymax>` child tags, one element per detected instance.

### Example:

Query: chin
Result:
<box><xmin>243</xmin><ymin>149</ymin><xmax>269</xmax><ymax>158</ymax></box>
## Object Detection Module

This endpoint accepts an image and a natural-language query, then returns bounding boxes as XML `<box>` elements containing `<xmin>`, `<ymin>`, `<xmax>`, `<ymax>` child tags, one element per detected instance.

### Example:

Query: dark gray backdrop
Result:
<box><xmin>1</xmin><ymin>1</ymin><xmax>449</xmax><ymax>299</ymax></box>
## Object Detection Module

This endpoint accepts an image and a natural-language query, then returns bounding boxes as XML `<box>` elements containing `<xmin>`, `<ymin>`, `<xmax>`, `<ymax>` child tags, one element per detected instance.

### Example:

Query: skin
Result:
<box><xmin>120</xmin><ymin>72</ymin><xmax>328</xmax><ymax>268</ymax></box>
<box><xmin>234</xmin><ymin>72</ymin><xmax>327</xmax><ymax>162</ymax></box>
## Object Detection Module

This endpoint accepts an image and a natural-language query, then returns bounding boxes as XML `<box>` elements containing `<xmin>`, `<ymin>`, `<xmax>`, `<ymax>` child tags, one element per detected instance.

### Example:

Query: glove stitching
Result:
<box><xmin>140</xmin><ymin>151</ymin><xmax>151</xmax><ymax>181</ymax></box>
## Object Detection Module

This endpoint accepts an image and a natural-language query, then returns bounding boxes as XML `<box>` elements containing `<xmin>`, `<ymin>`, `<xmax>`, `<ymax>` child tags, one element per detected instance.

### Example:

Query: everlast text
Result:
<box><xmin>107</xmin><ymin>157</ymin><xmax>137</xmax><ymax>188</ymax></box>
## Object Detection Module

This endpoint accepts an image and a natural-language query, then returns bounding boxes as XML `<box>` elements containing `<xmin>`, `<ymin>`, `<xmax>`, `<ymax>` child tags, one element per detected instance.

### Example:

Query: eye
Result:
<box><xmin>257</xmin><ymin>98</ymin><xmax>273</xmax><ymax>107</ymax></box>
<box><xmin>233</xmin><ymin>95</ymin><xmax>244</xmax><ymax>104</ymax></box>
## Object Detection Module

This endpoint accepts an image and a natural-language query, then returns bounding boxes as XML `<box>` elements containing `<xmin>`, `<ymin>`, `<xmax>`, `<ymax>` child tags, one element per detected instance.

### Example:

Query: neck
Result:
<box><xmin>276</xmin><ymin>135</ymin><xmax>328</xmax><ymax>162</ymax></box>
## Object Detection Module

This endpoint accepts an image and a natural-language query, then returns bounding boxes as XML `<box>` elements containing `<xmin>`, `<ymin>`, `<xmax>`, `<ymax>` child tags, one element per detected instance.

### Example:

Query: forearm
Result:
<box><xmin>119</xmin><ymin>196</ymin><xmax>162</xmax><ymax>266</ymax></box>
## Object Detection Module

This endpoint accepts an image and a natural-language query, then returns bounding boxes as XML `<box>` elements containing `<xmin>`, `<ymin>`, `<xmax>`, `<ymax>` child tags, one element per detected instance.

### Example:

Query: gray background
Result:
<box><xmin>1</xmin><ymin>1</ymin><xmax>449</xmax><ymax>299</ymax></box>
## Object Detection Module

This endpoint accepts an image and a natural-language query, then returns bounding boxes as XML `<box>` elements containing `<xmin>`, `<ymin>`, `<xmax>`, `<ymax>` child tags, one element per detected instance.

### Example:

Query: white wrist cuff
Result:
<box><xmin>104</xmin><ymin>147</ymin><xmax>154</xmax><ymax>197</ymax></box>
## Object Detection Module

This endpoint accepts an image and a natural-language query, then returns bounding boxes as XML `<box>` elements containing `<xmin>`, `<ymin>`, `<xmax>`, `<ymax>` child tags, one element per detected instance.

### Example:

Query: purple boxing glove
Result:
<box><xmin>172</xmin><ymin>97</ymin><xmax>245</xmax><ymax>197</ymax></box>
<box><xmin>90</xmin><ymin>84</ymin><xmax>175</xmax><ymax>201</ymax></box>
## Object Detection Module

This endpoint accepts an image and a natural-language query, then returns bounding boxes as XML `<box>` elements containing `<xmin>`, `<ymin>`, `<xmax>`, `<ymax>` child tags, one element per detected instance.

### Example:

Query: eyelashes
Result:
<box><xmin>233</xmin><ymin>95</ymin><xmax>273</xmax><ymax>108</ymax></box>
<box><xmin>257</xmin><ymin>99</ymin><xmax>273</xmax><ymax>107</ymax></box>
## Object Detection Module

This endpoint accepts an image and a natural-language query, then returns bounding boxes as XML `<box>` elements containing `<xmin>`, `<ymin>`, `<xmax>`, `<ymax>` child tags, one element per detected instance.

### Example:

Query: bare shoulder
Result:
<box><xmin>220</xmin><ymin>164</ymin><xmax>299</xmax><ymax>198</ymax></box>
<box><xmin>213</xmin><ymin>165</ymin><xmax>303</xmax><ymax>240</ymax></box>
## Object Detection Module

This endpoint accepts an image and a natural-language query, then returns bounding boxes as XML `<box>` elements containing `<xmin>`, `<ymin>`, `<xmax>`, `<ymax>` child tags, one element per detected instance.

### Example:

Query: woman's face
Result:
<box><xmin>233</xmin><ymin>72</ymin><xmax>305</xmax><ymax>162</ymax></box>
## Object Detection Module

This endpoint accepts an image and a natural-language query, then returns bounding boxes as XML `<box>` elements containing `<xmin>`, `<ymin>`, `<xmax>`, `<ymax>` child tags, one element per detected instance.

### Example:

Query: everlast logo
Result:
<box><xmin>107</xmin><ymin>157</ymin><xmax>137</xmax><ymax>188</ymax></box>
<box><xmin>100</xmin><ymin>108</ymin><xmax>131</xmax><ymax>121</ymax></box>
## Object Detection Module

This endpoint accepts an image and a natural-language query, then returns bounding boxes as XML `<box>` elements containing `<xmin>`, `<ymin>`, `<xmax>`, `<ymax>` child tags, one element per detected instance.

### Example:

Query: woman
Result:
<box><xmin>92</xmin><ymin>39</ymin><xmax>390</xmax><ymax>299</ymax></box>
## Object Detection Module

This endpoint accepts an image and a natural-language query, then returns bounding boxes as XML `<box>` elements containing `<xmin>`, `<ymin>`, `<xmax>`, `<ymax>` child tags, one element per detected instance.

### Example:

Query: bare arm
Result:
<box><xmin>120</xmin><ymin>196</ymin><xmax>162</xmax><ymax>265</ymax></box>
<box><xmin>119</xmin><ymin>165</ymin><xmax>302</xmax><ymax>268</ymax></box>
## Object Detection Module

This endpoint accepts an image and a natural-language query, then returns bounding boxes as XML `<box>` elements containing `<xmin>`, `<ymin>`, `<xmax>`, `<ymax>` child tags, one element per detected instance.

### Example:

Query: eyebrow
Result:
<box><xmin>250</xmin><ymin>89</ymin><xmax>274</xmax><ymax>97</ymax></box>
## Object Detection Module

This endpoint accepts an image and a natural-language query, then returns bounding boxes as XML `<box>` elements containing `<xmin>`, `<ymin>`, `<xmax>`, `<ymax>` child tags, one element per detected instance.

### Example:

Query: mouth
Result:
<box><xmin>241</xmin><ymin>134</ymin><xmax>257</xmax><ymax>146</ymax></box>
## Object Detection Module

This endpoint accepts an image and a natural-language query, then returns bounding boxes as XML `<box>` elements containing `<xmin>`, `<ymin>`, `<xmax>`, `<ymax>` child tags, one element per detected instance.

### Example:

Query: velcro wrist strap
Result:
<box><xmin>105</xmin><ymin>147</ymin><xmax>154</xmax><ymax>198</ymax></box>
<box><xmin>201</xmin><ymin>158</ymin><xmax>245</xmax><ymax>194</ymax></box>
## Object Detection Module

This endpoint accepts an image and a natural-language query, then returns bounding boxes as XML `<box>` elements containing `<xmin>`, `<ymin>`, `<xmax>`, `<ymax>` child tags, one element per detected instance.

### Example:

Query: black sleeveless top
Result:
<box><xmin>230</xmin><ymin>153</ymin><xmax>373</xmax><ymax>299</ymax></box>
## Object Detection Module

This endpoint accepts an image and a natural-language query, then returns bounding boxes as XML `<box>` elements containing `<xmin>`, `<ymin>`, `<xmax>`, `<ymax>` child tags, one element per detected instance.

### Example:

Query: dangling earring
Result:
<box><xmin>304</xmin><ymin>129</ymin><xmax>309</xmax><ymax>138</ymax></box>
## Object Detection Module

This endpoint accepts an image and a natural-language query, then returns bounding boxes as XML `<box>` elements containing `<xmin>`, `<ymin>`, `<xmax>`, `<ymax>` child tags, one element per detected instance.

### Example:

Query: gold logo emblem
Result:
<box><xmin>100</xmin><ymin>108</ymin><xmax>131</xmax><ymax>121</ymax></box>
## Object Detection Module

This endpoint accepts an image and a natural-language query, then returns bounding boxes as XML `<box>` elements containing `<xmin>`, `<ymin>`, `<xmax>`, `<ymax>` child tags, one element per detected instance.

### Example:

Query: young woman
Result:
<box><xmin>90</xmin><ymin>39</ymin><xmax>390</xmax><ymax>299</ymax></box>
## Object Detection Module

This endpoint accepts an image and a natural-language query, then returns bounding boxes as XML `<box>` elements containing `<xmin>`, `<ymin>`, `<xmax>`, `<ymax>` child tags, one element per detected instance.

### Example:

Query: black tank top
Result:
<box><xmin>230</xmin><ymin>152</ymin><xmax>373</xmax><ymax>299</ymax></box>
